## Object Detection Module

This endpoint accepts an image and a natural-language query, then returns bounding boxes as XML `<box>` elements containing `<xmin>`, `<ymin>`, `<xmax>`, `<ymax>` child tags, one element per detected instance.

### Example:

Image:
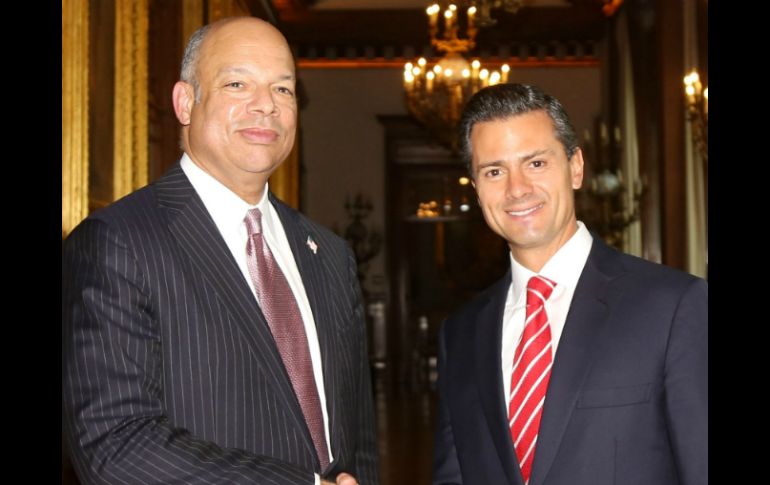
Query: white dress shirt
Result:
<box><xmin>501</xmin><ymin>221</ymin><xmax>593</xmax><ymax>406</ymax></box>
<box><xmin>180</xmin><ymin>154</ymin><xmax>334</xmax><ymax>471</ymax></box>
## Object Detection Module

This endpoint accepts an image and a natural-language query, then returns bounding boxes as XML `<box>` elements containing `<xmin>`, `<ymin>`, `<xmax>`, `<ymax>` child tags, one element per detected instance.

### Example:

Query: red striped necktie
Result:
<box><xmin>508</xmin><ymin>275</ymin><xmax>556</xmax><ymax>483</ymax></box>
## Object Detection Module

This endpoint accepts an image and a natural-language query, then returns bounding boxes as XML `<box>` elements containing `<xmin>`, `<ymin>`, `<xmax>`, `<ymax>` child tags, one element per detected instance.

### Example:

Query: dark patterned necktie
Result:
<box><xmin>508</xmin><ymin>275</ymin><xmax>556</xmax><ymax>483</ymax></box>
<box><xmin>244</xmin><ymin>208</ymin><xmax>330</xmax><ymax>470</ymax></box>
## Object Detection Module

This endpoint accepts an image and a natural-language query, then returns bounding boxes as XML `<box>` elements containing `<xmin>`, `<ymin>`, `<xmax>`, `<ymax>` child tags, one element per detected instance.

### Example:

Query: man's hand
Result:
<box><xmin>321</xmin><ymin>472</ymin><xmax>358</xmax><ymax>485</ymax></box>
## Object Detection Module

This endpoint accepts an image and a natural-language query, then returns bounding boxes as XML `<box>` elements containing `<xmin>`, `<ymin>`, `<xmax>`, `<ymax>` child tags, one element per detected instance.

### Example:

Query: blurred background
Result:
<box><xmin>62</xmin><ymin>1</ymin><xmax>708</xmax><ymax>483</ymax></box>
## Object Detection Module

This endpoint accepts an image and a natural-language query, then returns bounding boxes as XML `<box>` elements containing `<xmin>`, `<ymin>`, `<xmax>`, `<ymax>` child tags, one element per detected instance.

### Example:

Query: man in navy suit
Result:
<box><xmin>63</xmin><ymin>17</ymin><xmax>378</xmax><ymax>485</ymax></box>
<box><xmin>432</xmin><ymin>83</ymin><xmax>707</xmax><ymax>485</ymax></box>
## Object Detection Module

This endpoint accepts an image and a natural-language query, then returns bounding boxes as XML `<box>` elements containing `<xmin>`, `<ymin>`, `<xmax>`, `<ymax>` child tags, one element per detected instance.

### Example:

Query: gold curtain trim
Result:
<box><xmin>62</xmin><ymin>0</ymin><xmax>90</xmax><ymax>238</ymax></box>
<box><xmin>113</xmin><ymin>0</ymin><xmax>149</xmax><ymax>200</ymax></box>
<box><xmin>182</xmin><ymin>0</ymin><xmax>204</xmax><ymax>47</ymax></box>
<box><xmin>270</xmin><ymin>133</ymin><xmax>300</xmax><ymax>208</ymax></box>
<box><xmin>208</xmin><ymin>0</ymin><xmax>251</xmax><ymax>20</ymax></box>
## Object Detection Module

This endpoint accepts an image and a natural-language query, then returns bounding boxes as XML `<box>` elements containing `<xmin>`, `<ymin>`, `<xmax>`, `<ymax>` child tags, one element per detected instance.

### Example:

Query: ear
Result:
<box><xmin>470</xmin><ymin>178</ymin><xmax>482</xmax><ymax>206</ymax></box>
<box><xmin>569</xmin><ymin>147</ymin><xmax>585</xmax><ymax>190</ymax></box>
<box><xmin>172</xmin><ymin>81</ymin><xmax>195</xmax><ymax>126</ymax></box>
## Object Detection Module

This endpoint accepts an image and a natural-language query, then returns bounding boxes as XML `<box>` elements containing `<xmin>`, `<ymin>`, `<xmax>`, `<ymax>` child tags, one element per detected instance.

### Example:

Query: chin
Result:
<box><xmin>240</xmin><ymin>154</ymin><xmax>285</xmax><ymax>173</ymax></box>
<box><xmin>506</xmin><ymin>229</ymin><xmax>547</xmax><ymax>248</ymax></box>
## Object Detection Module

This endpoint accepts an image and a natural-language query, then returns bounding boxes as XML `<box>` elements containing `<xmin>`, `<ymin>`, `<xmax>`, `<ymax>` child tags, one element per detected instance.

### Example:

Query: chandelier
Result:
<box><xmin>403</xmin><ymin>3</ymin><xmax>510</xmax><ymax>152</ymax></box>
<box><xmin>683</xmin><ymin>69</ymin><xmax>708</xmax><ymax>164</ymax></box>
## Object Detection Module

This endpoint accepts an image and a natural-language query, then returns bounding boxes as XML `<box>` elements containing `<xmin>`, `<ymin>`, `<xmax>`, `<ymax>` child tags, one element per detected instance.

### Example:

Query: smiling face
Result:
<box><xmin>470</xmin><ymin>110</ymin><xmax>584</xmax><ymax>271</ymax></box>
<box><xmin>172</xmin><ymin>18</ymin><xmax>297</xmax><ymax>203</ymax></box>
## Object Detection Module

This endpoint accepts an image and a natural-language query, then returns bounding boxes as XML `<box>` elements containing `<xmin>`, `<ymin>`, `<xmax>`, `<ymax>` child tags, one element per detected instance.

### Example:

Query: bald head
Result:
<box><xmin>180</xmin><ymin>17</ymin><xmax>293</xmax><ymax>102</ymax></box>
<box><xmin>171</xmin><ymin>16</ymin><xmax>298</xmax><ymax>204</ymax></box>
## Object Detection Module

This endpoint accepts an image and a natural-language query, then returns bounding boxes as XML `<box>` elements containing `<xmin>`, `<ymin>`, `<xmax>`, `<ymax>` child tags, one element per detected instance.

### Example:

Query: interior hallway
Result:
<box><xmin>375</xmin><ymin>377</ymin><xmax>437</xmax><ymax>485</ymax></box>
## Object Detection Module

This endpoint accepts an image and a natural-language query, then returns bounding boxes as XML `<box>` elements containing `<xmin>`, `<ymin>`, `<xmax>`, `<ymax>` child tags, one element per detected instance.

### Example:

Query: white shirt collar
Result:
<box><xmin>180</xmin><ymin>153</ymin><xmax>273</xmax><ymax>237</ymax></box>
<box><xmin>509</xmin><ymin>221</ymin><xmax>593</xmax><ymax>304</ymax></box>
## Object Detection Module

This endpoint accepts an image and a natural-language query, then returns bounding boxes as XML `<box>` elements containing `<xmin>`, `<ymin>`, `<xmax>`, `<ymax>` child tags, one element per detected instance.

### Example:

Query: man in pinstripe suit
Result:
<box><xmin>63</xmin><ymin>17</ymin><xmax>379</xmax><ymax>485</ymax></box>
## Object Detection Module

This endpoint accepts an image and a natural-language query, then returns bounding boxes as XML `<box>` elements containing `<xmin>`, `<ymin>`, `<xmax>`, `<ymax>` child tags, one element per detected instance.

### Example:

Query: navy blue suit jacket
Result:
<box><xmin>432</xmin><ymin>237</ymin><xmax>707</xmax><ymax>485</ymax></box>
<box><xmin>62</xmin><ymin>164</ymin><xmax>380</xmax><ymax>484</ymax></box>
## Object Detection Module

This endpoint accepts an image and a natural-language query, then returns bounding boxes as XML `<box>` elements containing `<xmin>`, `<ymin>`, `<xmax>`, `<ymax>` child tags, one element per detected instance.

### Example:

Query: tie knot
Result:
<box><xmin>527</xmin><ymin>275</ymin><xmax>556</xmax><ymax>304</ymax></box>
<box><xmin>244</xmin><ymin>208</ymin><xmax>263</xmax><ymax>236</ymax></box>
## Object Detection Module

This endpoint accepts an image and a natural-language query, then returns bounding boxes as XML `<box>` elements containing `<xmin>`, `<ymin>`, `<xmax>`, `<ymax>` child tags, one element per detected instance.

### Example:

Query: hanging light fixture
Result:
<box><xmin>403</xmin><ymin>3</ymin><xmax>510</xmax><ymax>152</ymax></box>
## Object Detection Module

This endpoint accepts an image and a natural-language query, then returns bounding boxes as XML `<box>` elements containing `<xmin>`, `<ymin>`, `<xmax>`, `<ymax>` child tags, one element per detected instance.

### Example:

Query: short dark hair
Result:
<box><xmin>458</xmin><ymin>83</ymin><xmax>578</xmax><ymax>177</ymax></box>
<box><xmin>180</xmin><ymin>24</ymin><xmax>213</xmax><ymax>102</ymax></box>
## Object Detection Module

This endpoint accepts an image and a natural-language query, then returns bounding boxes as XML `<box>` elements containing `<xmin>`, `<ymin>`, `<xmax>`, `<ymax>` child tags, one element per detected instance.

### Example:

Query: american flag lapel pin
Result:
<box><xmin>306</xmin><ymin>235</ymin><xmax>318</xmax><ymax>254</ymax></box>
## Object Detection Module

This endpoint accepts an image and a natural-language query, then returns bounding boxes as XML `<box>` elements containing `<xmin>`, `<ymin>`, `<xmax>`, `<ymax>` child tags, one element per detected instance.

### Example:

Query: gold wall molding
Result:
<box><xmin>270</xmin><ymin>129</ymin><xmax>300</xmax><ymax>209</ymax></box>
<box><xmin>113</xmin><ymin>0</ymin><xmax>149</xmax><ymax>200</ymax></box>
<box><xmin>182</xmin><ymin>0</ymin><xmax>204</xmax><ymax>47</ymax></box>
<box><xmin>208</xmin><ymin>0</ymin><xmax>250</xmax><ymax>20</ymax></box>
<box><xmin>683</xmin><ymin>0</ymin><xmax>707</xmax><ymax>277</ymax></box>
<box><xmin>62</xmin><ymin>0</ymin><xmax>90</xmax><ymax>238</ymax></box>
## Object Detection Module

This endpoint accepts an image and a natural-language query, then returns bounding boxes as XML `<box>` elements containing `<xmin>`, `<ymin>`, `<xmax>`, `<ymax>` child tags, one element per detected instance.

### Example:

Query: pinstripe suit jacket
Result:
<box><xmin>62</xmin><ymin>163</ymin><xmax>380</xmax><ymax>485</ymax></box>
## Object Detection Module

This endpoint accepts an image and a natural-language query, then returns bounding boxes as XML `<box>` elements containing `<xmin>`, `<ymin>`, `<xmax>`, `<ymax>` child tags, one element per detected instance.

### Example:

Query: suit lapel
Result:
<box><xmin>474</xmin><ymin>271</ymin><xmax>525</xmax><ymax>485</ymax></box>
<box><xmin>529</xmin><ymin>239</ymin><xmax>626</xmax><ymax>485</ymax></box>
<box><xmin>155</xmin><ymin>165</ymin><xmax>317</xmax><ymax>463</ymax></box>
<box><xmin>270</xmin><ymin>195</ymin><xmax>345</xmax><ymax>464</ymax></box>
<box><xmin>269</xmin><ymin>196</ymin><xmax>330</xmax><ymax>355</ymax></box>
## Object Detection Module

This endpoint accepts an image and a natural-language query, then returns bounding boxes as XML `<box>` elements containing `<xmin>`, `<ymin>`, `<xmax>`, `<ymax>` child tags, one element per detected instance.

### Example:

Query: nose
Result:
<box><xmin>505</xmin><ymin>168</ymin><xmax>533</xmax><ymax>200</ymax></box>
<box><xmin>247</xmin><ymin>87</ymin><xmax>278</xmax><ymax>116</ymax></box>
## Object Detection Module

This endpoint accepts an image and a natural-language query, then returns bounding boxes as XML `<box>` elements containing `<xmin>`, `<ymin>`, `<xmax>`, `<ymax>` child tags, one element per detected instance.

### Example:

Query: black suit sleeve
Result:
<box><xmin>62</xmin><ymin>219</ymin><xmax>315</xmax><ymax>485</ymax></box>
<box><xmin>663</xmin><ymin>278</ymin><xmax>708</xmax><ymax>485</ymax></box>
<box><xmin>432</xmin><ymin>324</ymin><xmax>463</xmax><ymax>485</ymax></box>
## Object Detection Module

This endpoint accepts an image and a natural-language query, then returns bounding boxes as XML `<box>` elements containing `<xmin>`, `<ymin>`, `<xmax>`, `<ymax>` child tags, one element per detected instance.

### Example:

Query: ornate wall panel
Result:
<box><xmin>113</xmin><ymin>0</ymin><xmax>149</xmax><ymax>200</ymax></box>
<box><xmin>62</xmin><ymin>0</ymin><xmax>90</xmax><ymax>238</ymax></box>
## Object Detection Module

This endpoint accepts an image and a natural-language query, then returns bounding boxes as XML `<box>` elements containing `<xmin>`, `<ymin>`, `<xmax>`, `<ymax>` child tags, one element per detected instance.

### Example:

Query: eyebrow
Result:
<box><xmin>517</xmin><ymin>148</ymin><xmax>552</xmax><ymax>161</ymax></box>
<box><xmin>217</xmin><ymin>67</ymin><xmax>295</xmax><ymax>81</ymax></box>
<box><xmin>476</xmin><ymin>148</ymin><xmax>553</xmax><ymax>171</ymax></box>
<box><xmin>476</xmin><ymin>160</ymin><xmax>506</xmax><ymax>171</ymax></box>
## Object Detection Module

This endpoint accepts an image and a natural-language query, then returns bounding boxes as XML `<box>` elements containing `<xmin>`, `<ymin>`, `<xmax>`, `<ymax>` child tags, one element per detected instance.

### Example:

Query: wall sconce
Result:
<box><xmin>577</xmin><ymin>120</ymin><xmax>645</xmax><ymax>250</ymax></box>
<box><xmin>683</xmin><ymin>69</ymin><xmax>708</xmax><ymax>164</ymax></box>
<box><xmin>584</xmin><ymin>168</ymin><xmax>645</xmax><ymax>250</ymax></box>
<box><xmin>472</xmin><ymin>0</ymin><xmax>525</xmax><ymax>27</ymax></box>
<box><xmin>344</xmin><ymin>193</ymin><xmax>382</xmax><ymax>296</ymax></box>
